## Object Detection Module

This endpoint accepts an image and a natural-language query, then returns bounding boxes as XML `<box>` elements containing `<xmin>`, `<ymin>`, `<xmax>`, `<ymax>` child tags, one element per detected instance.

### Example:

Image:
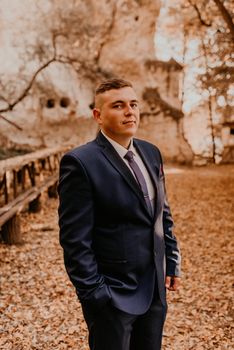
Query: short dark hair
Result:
<box><xmin>95</xmin><ymin>78</ymin><xmax>133</xmax><ymax>96</ymax></box>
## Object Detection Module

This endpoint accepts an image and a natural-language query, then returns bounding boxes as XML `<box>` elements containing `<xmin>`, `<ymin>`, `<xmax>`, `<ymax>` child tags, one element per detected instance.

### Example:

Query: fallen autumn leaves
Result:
<box><xmin>0</xmin><ymin>165</ymin><xmax>233</xmax><ymax>349</ymax></box>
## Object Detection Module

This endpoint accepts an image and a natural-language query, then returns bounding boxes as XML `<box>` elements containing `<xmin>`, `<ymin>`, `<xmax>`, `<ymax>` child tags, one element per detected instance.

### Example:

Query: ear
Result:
<box><xmin>93</xmin><ymin>108</ymin><xmax>102</xmax><ymax>125</ymax></box>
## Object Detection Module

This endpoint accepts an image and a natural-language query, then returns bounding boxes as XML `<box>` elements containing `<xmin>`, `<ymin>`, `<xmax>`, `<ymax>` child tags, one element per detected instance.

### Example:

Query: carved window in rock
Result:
<box><xmin>60</xmin><ymin>97</ymin><xmax>70</xmax><ymax>108</ymax></box>
<box><xmin>46</xmin><ymin>99</ymin><xmax>55</xmax><ymax>108</ymax></box>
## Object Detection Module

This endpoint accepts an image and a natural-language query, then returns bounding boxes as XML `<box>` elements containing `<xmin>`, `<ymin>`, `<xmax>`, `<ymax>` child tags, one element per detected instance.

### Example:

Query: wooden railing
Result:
<box><xmin>0</xmin><ymin>146</ymin><xmax>67</xmax><ymax>244</ymax></box>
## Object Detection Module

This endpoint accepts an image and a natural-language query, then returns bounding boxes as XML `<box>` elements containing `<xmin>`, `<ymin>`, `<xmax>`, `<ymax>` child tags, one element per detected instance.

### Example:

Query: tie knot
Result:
<box><xmin>124</xmin><ymin>150</ymin><xmax>134</xmax><ymax>162</ymax></box>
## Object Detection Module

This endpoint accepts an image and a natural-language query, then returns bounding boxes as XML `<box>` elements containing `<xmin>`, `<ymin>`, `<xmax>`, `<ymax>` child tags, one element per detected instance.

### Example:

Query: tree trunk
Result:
<box><xmin>181</xmin><ymin>27</ymin><xmax>187</xmax><ymax>106</ymax></box>
<box><xmin>201</xmin><ymin>38</ymin><xmax>216</xmax><ymax>163</ymax></box>
<box><xmin>207</xmin><ymin>92</ymin><xmax>216</xmax><ymax>163</ymax></box>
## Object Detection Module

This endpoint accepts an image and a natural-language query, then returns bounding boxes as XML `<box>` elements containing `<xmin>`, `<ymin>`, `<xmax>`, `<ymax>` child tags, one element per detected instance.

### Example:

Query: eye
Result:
<box><xmin>131</xmin><ymin>103</ymin><xmax>138</xmax><ymax>109</ymax></box>
<box><xmin>113</xmin><ymin>104</ymin><xmax>122</xmax><ymax>109</ymax></box>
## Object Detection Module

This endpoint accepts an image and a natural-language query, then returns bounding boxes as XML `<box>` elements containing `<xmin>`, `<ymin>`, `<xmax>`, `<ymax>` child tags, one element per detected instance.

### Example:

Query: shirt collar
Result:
<box><xmin>101</xmin><ymin>130</ymin><xmax>135</xmax><ymax>158</ymax></box>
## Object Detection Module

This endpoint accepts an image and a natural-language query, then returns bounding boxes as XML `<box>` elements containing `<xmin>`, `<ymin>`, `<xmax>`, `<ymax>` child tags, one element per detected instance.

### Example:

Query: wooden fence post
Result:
<box><xmin>29</xmin><ymin>195</ymin><xmax>41</xmax><ymax>213</ymax></box>
<box><xmin>1</xmin><ymin>215</ymin><xmax>22</xmax><ymax>244</ymax></box>
<box><xmin>48</xmin><ymin>182</ymin><xmax>58</xmax><ymax>198</ymax></box>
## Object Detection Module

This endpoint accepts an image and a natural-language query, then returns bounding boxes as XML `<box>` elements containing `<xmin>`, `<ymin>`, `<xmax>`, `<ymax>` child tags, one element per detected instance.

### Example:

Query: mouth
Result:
<box><xmin>122</xmin><ymin>120</ymin><xmax>136</xmax><ymax>125</ymax></box>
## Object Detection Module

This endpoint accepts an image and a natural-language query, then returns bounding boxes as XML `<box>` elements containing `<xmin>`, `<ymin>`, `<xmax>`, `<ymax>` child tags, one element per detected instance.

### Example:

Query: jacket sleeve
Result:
<box><xmin>163</xmin><ymin>196</ymin><xmax>181</xmax><ymax>277</ymax></box>
<box><xmin>158</xmin><ymin>153</ymin><xmax>181</xmax><ymax>277</ymax></box>
<box><xmin>58</xmin><ymin>153</ymin><xmax>111</xmax><ymax>308</ymax></box>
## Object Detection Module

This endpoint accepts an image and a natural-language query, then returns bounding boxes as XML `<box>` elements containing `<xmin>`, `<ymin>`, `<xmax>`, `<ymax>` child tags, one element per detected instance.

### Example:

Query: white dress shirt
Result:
<box><xmin>101</xmin><ymin>131</ymin><xmax>155</xmax><ymax>203</ymax></box>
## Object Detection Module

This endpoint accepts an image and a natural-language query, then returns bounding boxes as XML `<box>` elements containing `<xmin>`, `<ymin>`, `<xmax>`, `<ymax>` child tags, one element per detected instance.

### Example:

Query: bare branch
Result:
<box><xmin>0</xmin><ymin>114</ymin><xmax>23</xmax><ymax>130</ymax></box>
<box><xmin>188</xmin><ymin>0</ymin><xmax>212</xmax><ymax>27</ymax></box>
<box><xmin>0</xmin><ymin>95</ymin><xmax>8</xmax><ymax>103</ymax></box>
<box><xmin>212</xmin><ymin>0</ymin><xmax>234</xmax><ymax>40</ymax></box>
<box><xmin>0</xmin><ymin>57</ymin><xmax>56</xmax><ymax>114</ymax></box>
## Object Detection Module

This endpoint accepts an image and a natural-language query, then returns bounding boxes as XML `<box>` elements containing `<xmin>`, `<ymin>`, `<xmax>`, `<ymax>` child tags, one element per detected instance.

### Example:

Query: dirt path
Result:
<box><xmin>0</xmin><ymin>165</ymin><xmax>233</xmax><ymax>350</ymax></box>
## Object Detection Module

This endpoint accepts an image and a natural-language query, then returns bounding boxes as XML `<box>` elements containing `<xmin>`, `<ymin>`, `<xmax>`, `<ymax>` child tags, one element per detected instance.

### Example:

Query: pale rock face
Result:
<box><xmin>0</xmin><ymin>0</ymin><xmax>193</xmax><ymax>163</ymax></box>
<box><xmin>99</xmin><ymin>1</ymin><xmax>160</xmax><ymax>66</ymax></box>
<box><xmin>98</xmin><ymin>0</ymin><xmax>160</xmax><ymax>97</ymax></box>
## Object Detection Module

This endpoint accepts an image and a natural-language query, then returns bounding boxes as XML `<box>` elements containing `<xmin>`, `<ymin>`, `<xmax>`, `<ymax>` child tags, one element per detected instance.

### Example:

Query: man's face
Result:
<box><xmin>93</xmin><ymin>87</ymin><xmax>140</xmax><ymax>145</ymax></box>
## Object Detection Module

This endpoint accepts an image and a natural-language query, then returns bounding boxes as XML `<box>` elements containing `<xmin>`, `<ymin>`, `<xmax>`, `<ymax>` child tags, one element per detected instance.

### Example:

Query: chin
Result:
<box><xmin>124</xmin><ymin>129</ymin><xmax>137</xmax><ymax>137</ymax></box>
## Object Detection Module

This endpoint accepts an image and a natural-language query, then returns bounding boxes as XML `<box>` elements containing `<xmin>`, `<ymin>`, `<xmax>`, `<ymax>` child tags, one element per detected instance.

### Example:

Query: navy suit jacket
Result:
<box><xmin>58</xmin><ymin>132</ymin><xmax>181</xmax><ymax>315</ymax></box>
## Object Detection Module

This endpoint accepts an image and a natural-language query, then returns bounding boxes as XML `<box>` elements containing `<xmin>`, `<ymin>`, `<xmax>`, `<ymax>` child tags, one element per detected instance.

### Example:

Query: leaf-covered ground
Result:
<box><xmin>0</xmin><ymin>165</ymin><xmax>233</xmax><ymax>350</ymax></box>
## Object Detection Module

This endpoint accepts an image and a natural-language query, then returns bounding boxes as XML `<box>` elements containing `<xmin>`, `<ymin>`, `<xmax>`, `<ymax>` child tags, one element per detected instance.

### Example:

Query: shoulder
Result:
<box><xmin>134</xmin><ymin>138</ymin><xmax>159</xmax><ymax>151</ymax></box>
<box><xmin>134</xmin><ymin>138</ymin><xmax>162</xmax><ymax>160</ymax></box>
<box><xmin>62</xmin><ymin>139</ymin><xmax>98</xmax><ymax>163</ymax></box>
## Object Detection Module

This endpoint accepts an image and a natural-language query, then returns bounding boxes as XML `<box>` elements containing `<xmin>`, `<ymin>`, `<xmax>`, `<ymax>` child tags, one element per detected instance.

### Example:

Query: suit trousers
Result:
<box><xmin>81</xmin><ymin>288</ymin><xmax>167</xmax><ymax>350</ymax></box>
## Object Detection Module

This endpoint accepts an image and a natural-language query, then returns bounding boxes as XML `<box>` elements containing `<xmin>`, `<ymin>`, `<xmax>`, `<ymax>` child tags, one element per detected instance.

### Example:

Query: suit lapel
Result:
<box><xmin>96</xmin><ymin>132</ymin><xmax>152</xmax><ymax>218</ymax></box>
<box><xmin>133</xmin><ymin>140</ymin><xmax>159</xmax><ymax>188</ymax></box>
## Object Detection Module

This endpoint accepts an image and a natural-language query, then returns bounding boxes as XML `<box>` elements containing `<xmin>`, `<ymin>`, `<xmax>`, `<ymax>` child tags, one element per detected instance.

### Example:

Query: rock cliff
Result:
<box><xmin>0</xmin><ymin>0</ymin><xmax>193</xmax><ymax>163</ymax></box>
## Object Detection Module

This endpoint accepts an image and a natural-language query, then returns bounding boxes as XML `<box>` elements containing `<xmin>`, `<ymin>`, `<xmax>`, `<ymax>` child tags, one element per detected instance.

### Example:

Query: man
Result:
<box><xmin>58</xmin><ymin>78</ymin><xmax>181</xmax><ymax>350</ymax></box>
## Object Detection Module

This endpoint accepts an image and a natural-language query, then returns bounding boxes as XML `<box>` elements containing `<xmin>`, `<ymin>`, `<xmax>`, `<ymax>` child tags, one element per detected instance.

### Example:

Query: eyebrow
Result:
<box><xmin>111</xmin><ymin>99</ymin><xmax>139</xmax><ymax>105</ymax></box>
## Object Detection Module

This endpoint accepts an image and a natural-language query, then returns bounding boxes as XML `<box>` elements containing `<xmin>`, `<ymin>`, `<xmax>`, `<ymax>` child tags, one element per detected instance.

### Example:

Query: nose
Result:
<box><xmin>124</xmin><ymin>105</ymin><xmax>134</xmax><ymax>116</ymax></box>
